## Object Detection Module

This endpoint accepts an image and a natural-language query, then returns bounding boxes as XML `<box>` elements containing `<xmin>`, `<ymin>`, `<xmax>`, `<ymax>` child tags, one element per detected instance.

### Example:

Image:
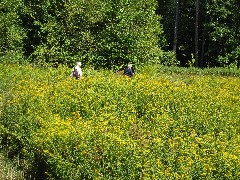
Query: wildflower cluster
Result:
<box><xmin>0</xmin><ymin>64</ymin><xmax>240</xmax><ymax>179</ymax></box>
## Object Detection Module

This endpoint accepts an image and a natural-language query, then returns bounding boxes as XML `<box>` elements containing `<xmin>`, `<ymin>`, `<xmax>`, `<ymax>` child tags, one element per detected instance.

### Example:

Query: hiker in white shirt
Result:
<box><xmin>70</xmin><ymin>62</ymin><xmax>83</xmax><ymax>79</ymax></box>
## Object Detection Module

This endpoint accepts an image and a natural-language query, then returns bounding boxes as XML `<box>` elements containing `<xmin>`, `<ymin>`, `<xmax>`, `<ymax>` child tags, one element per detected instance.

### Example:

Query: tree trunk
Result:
<box><xmin>200</xmin><ymin>24</ymin><xmax>206</xmax><ymax>68</ymax></box>
<box><xmin>173</xmin><ymin>0</ymin><xmax>179</xmax><ymax>53</ymax></box>
<box><xmin>195</xmin><ymin>0</ymin><xmax>199</xmax><ymax>67</ymax></box>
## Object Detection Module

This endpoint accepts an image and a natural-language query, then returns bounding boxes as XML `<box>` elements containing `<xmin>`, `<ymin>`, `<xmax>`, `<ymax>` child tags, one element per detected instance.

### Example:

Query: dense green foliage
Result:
<box><xmin>1</xmin><ymin>0</ymin><xmax>239</xmax><ymax>67</ymax></box>
<box><xmin>0</xmin><ymin>64</ymin><xmax>240</xmax><ymax>179</ymax></box>
<box><xmin>0</xmin><ymin>0</ymin><xmax>167</xmax><ymax>68</ymax></box>
<box><xmin>206</xmin><ymin>0</ymin><xmax>240</xmax><ymax>66</ymax></box>
<box><xmin>0</xmin><ymin>0</ymin><xmax>26</xmax><ymax>62</ymax></box>
<box><xmin>156</xmin><ymin>65</ymin><xmax>240</xmax><ymax>77</ymax></box>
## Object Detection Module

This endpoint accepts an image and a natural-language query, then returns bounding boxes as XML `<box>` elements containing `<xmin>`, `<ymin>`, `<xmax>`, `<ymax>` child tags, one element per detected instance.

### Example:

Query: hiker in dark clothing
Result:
<box><xmin>124</xmin><ymin>64</ymin><xmax>134</xmax><ymax>77</ymax></box>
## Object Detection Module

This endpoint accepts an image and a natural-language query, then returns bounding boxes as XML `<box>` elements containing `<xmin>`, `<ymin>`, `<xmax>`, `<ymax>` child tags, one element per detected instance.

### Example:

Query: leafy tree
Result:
<box><xmin>18</xmin><ymin>0</ymin><xmax>165</xmax><ymax>68</ymax></box>
<box><xmin>0</xmin><ymin>0</ymin><xmax>26</xmax><ymax>62</ymax></box>
<box><xmin>91</xmin><ymin>0</ymin><xmax>165</xmax><ymax>68</ymax></box>
<box><xmin>205</xmin><ymin>0</ymin><xmax>240</xmax><ymax>66</ymax></box>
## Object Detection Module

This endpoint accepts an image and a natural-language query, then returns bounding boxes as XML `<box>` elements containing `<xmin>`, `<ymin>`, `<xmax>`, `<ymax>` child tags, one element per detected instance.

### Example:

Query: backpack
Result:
<box><xmin>72</xmin><ymin>67</ymin><xmax>79</xmax><ymax>77</ymax></box>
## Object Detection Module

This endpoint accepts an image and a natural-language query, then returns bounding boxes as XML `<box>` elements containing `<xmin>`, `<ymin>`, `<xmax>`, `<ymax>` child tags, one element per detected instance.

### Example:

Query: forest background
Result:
<box><xmin>1</xmin><ymin>0</ymin><xmax>239</xmax><ymax>69</ymax></box>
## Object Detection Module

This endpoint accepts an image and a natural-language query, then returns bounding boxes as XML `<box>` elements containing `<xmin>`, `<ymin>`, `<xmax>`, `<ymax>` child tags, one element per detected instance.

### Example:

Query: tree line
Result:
<box><xmin>0</xmin><ymin>0</ymin><xmax>239</xmax><ymax>68</ymax></box>
<box><xmin>158</xmin><ymin>0</ymin><xmax>240</xmax><ymax>67</ymax></box>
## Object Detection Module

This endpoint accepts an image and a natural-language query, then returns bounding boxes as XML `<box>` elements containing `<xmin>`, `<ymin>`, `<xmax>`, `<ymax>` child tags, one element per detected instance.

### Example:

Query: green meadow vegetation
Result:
<box><xmin>1</xmin><ymin>0</ymin><xmax>240</xmax><ymax>179</ymax></box>
<box><xmin>0</xmin><ymin>63</ymin><xmax>239</xmax><ymax>179</ymax></box>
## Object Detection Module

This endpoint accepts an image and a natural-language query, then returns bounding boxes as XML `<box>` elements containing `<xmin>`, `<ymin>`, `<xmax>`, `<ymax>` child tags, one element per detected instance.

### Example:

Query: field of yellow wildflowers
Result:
<box><xmin>0</xmin><ymin>64</ymin><xmax>240</xmax><ymax>179</ymax></box>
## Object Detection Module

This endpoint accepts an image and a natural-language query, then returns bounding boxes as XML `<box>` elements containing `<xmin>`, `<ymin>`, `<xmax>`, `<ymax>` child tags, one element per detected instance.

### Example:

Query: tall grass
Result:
<box><xmin>0</xmin><ymin>153</ymin><xmax>24</xmax><ymax>180</ymax></box>
<box><xmin>153</xmin><ymin>65</ymin><xmax>240</xmax><ymax>77</ymax></box>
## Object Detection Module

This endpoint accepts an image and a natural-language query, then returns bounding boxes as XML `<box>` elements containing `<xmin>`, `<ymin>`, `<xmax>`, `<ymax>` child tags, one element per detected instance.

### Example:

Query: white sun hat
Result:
<box><xmin>76</xmin><ymin>62</ymin><xmax>82</xmax><ymax>66</ymax></box>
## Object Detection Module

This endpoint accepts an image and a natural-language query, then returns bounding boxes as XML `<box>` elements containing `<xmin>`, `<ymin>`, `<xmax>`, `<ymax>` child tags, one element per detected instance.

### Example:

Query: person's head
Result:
<box><xmin>76</xmin><ymin>62</ymin><xmax>82</xmax><ymax>67</ymax></box>
<box><xmin>128</xmin><ymin>64</ymin><xmax>132</xmax><ymax>68</ymax></box>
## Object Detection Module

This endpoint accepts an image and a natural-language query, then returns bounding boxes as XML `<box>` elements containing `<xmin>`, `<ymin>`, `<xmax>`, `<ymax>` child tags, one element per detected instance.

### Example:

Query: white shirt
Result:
<box><xmin>70</xmin><ymin>65</ymin><xmax>82</xmax><ymax>77</ymax></box>
<box><xmin>74</xmin><ymin>65</ymin><xmax>82</xmax><ymax>76</ymax></box>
